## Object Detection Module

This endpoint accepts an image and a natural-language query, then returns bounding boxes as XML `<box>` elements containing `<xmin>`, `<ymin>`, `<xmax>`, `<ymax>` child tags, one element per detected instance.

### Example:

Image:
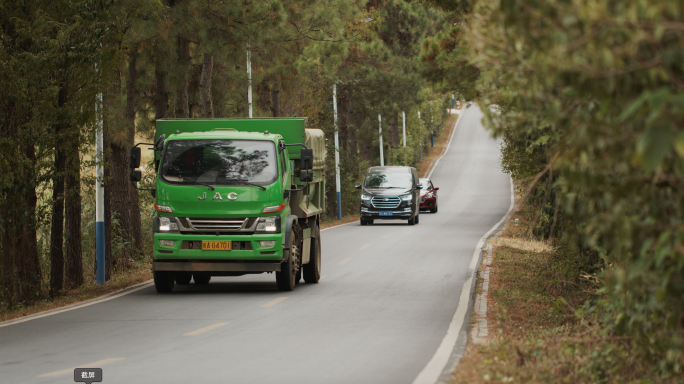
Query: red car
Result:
<box><xmin>419</xmin><ymin>178</ymin><xmax>439</xmax><ymax>213</ymax></box>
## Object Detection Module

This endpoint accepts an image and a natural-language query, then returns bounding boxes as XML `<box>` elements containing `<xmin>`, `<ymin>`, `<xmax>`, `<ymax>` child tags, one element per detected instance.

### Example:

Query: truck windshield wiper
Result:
<box><xmin>183</xmin><ymin>177</ymin><xmax>215</xmax><ymax>191</ymax></box>
<box><xmin>225</xmin><ymin>179</ymin><xmax>267</xmax><ymax>191</ymax></box>
<box><xmin>377</xmin><ymin>186</ymin><xmax>405</xmax><ymax>189</ymax></box>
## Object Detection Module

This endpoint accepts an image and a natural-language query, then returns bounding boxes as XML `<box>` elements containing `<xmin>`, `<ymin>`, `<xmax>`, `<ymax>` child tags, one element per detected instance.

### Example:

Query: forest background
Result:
<box><xmin>4</xmin><ymin>0</ymin><xmax>682</xmax><ymax>380</ymax></box>
<box><xmin>0</xmin><ymin>0</ymin><xmax>453</xmax><ymax>308</ymax></box>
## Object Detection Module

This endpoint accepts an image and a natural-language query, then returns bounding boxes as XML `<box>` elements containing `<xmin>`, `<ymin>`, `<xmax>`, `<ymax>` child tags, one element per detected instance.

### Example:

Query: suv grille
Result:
<box><xmin>371</xmin><ymin>196</ymin><xmax>401</xmax><ymax>209</ymax></box>
<box><xmin>186</xmin><ymin>218</ymin><xmax>246</xmax><ymax>231</ymax></box>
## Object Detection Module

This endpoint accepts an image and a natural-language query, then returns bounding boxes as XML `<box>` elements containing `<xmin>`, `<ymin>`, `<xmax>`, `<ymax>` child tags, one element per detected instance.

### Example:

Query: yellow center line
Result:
<box><xmin>360</xmin><ymin>244</ymin><xmax>372</xmax><ymax>250</ymax></box>
<box><xmin>337</xmin><ymin>258</ymin><xmax>352</xmax><ymax>265</ymax></box>
<box><xmin>381</xmin><ymin>234</ymin><xmax>392</xmax><ymax>238</ymax></box>
<box><xmin>39</xmin><ymin>358</ymin><xmax>124</xmax><ymax>378</ymax></box>
<box><xmin>260</xmin><ymin>297</ymin><xmax>288</xmax><ymax>308</ymax></box>
<box><xmin>183</xmin><ymin>322</ymin><xmax>229</xmax><ymax>336</ymax></box>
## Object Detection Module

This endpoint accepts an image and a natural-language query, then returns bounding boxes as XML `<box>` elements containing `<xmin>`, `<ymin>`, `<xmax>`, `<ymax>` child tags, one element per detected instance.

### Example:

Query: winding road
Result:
<box><xmin>0</xmin><ymin>106</ymin><xmax>512</xmax><ymax>384</ymax></box>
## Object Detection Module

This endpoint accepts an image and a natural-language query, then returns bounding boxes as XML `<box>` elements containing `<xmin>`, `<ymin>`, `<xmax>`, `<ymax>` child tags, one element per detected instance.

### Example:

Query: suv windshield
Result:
<box><xmin>364</xmin><ymin>169</ymin><xmax>413</xmax><ymax>189</ymax></box>
<box><xmin>161</xmin><ymin>139</ymin><xmax>277</xmax><ymax>186</ymax></box>
<box><xmin>419</xmin><ymin>179</ymin><xmax>431</xmax><ymax>189</ymax></box>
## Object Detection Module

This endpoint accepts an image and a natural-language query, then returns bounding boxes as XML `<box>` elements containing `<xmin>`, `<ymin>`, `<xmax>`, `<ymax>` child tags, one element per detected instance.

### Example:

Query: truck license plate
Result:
<box><xmin>202</xmin><ymin>241</ymin><xmax>231</xmax><ymax>251</ymax></box>
<box><xmin>379</xmin><ymin>211</ymin><xmax>393</xmax><ymax>216</ymax></box>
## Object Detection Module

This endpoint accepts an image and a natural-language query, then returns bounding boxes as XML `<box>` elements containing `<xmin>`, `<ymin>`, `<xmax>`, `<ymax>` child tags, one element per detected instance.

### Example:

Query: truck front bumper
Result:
<box><xmin>153</xmin><ymin>233</ymin><xmax>283</xmax><ymax>262</ymax></box>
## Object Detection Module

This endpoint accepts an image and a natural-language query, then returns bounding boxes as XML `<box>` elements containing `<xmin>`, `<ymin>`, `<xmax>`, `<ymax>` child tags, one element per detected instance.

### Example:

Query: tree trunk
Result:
<box><xmin>345</xmin><ymin>93</ymin><xmax>357</xmax><ymax>157</ymax></box>
<box><xmin>103</xmin><ymin>106</ymin><xmax>114</xmax><ymax>281</ymax></box>
<box><xmin>126</xmin><ymin>47</ymin><xmax>143</xmax><ymax>255</ymax></box>
<box><xmin>174</xmin><ymin>38</ymin><xmax>190</xmax><ymax>118</ymax></box>
<box><xmin>389</xmin><ymin>114</ymin><xmax>399</xmax><ymax>146</ymax></box>
<box><xmin>49</xmin><ymin>83</ymin><xmax>68</xmax><ymax>298</ymax></box>
<box><xmin>200</xmin><ymin>53</ymin><xmax>214</xmax><ymax>118</ymax></box>
<box><xmin>64</xmin><ymin>137</ymin><xmax>82</xmax><ymax>290</ymax></box>
<box><xmin>0</xmin><ymin>141</ymin><xmax>43</xmax><ymax>307</ymax></box>
<box><xmin>259</xmin><ymin>76</ymin><xmax>271</xmax><ymax>114</ymax></box>
<box><xmin>154</xmin><ymin>41</ymin><xmax>169</xmax><ymax>120</ymax></box>
<box><xmin>270</xmin><ymin>82</ymin><xmax>280</xmax><ymax>117</ymax></box>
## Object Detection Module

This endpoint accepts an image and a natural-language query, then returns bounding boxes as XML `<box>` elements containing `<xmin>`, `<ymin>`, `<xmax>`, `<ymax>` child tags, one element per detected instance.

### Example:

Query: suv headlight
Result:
<box><xmin>361</xmin><ymin>194</ymin><xmax>371</xmax><ymax>201</ymax></box>
<box><xmin>159</xmin><ymin>216</ymin><xmax>180</xmax><ymax>232</ymax></box>
<box><xmin>256</xmin><ymin>216</ymin><xmax>281</xmax><ymax>233</ymax></box>
<box><xmin>400</xmin><ymin>194</ymin><xmax>412</xmax><ymax>201</ymax></box>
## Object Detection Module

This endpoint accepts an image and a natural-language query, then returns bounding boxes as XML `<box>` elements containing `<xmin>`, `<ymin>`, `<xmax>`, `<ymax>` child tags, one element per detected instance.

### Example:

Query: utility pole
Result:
<box><xmin>379</xmin><ymin>114</ymin><xmax>384</xmax><ymax>166</ymax></box>
<box><xmin>95</xmin><ymin>89</ymin><xmax>105</xmax><ymax>285</ymax></box>
<box><xmin>402</xmin><ymin>111</ymin><xmax>406</xmax><ymax>147</ymax></box>
<box><xmin>333</xmin><ymin>84</ymin><xmax>341</xmax><ymax>220</ymax></box>
<box><xmin>247</xmin><ymin>43</ymin><xmax>253</xmax><ymax>118</ymax></box>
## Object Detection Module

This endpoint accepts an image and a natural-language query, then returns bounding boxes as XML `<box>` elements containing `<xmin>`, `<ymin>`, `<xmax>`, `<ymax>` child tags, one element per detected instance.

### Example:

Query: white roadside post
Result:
<box><xmin>247</xmin><ymin>43</ymin><xmax>253</xmax><ymax>118</ymax></box>
<box><xmin>379</xmin><ymin>113</ymin><xmax>384</xmax><ymax>166</ymax></box>
<box><xmin>333</xmin><ymin>84</ymin><xmax>342</xmax><ymax>220</ymax></box>
<box><xmin>95</xmin><ymin>90</ymin><xmax>105</xmax><ymax>284</ymax></box>
<box><xmin>402</xmin><ymin>111</ymin><xmax>406</xmax><ymax>147</ymax></box>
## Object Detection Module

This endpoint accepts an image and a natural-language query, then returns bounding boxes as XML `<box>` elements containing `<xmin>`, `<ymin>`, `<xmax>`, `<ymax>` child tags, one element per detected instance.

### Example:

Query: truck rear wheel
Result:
<box><xmin>303</xmin><ymin>225</ymin><xmax>321</xmax><ymax>284</ymax></box>
<box><xmin>154</xmin><ymin>271</ymin><xmax>175</xmax><ymax>293</ymax></box>
<box><xmin>276</xmin><ymin>233</ymin><xmax>298</xmax><ymax>291</ymax></box>
<box><xmin>175</xmin><ymin>273</ymin><xmax>192</xmax><ymax>285</ymax></box>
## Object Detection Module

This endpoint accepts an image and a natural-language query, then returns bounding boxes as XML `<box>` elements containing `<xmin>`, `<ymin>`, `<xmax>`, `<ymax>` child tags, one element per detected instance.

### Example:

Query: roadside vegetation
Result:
<box><xmin>421</xmin><ymin>0</ymin><xmax>683</xmax><ymax>380</ymax></box>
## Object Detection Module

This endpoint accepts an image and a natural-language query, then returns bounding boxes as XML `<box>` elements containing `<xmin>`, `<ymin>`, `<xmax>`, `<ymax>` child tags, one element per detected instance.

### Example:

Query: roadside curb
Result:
<box><xmin>0</xmin><ymin>279</ymin><xmax>153</xmax><ymax>328</ymax></box>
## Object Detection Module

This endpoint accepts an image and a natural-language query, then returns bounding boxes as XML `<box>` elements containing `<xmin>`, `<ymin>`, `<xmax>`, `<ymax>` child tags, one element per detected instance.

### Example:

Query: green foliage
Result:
<box><xmin>427</xmin><ymin>0</ymin><xmax>684</xmax><ymax>376</ymax></box>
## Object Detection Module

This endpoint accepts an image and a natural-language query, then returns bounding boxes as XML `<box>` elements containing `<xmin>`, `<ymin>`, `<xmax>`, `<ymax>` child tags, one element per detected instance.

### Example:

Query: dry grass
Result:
<box><xmin>0</xmin><ymin>266</ymin><xmax>152</xmax><ymax>322</ymax></box>
<box><xmin>320</xmin><ymin>214</ymin><xmax>360</xmax><ymax>229</ymax></box>
<box><xmin>417</xmin><ymin>114</ymin><xmax>459</xmax><ymax>178</ymax></box>
<box><xmin>451</xmin><ymin>196</ymin><xmax>657</xmax><ymax>383</ymax></box>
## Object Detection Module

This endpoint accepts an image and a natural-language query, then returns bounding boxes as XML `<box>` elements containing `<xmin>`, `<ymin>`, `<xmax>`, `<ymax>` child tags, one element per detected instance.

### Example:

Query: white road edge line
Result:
<box><xmin>412</xmin><ymin>160</ymin><xmax>515</xmax><ymax>383</ymax></box>
<box><xmin>426</xmin><ymin>111</ymin><xmax>461</xmax><ymax>180</ymax></box>
<box><xmin>0</xmin><ymin>280</ymin><xmax>153</xmax><ymax>328</ymax></box>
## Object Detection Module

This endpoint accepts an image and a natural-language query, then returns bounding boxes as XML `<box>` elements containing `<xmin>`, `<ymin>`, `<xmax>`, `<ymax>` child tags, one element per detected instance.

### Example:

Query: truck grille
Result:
<box><xmin>371</xmin><ymin>196</ymin><xmax>401</xmax><ymax>209</ymax></box>
<box><xmin>186</xmin><ymin>218</ymin><xmax>246</xmax><ymax>231</ymax></box>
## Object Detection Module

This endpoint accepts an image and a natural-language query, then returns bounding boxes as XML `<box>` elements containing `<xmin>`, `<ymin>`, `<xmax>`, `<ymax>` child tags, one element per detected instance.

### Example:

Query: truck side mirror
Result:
<box><xmin>301</xmin><ymin>148</ymin><xmax>313</xmax><ymax>170</ymax></box>
<box><xmin>130</xmin><ymin>170</ymin><xmax>142</xmax><ymax>182</ymax></box>
<box><xmin>155</xmin><ymin>134</ymin><xmax>166</xmax><ymax>151</ymax></box>
<box><xmin>300</xmin><ymin>170</ymin><xmax>313</xmax><ymax>182</ymax></box>
<box><xmin>129</xmin><ymin>146</ymin><xmax>141</xmax><ymax>169</ymax></box>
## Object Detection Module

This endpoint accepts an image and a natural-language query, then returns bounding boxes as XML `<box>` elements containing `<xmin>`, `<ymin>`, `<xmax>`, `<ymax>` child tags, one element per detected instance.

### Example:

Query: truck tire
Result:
<box><xmin>303</xmin><ymin>225</ymin><xmax>321</xmax><ymax>284</ymax></box>
<box><xmin>193</xmin><ymin>274</ymin><xmax>211</xmax><ymax>285</ymax></box>
<box><xmin>154</xmin><ymin>271</ymin><xmax>175</xmax><ymax>293</ymax></box>
<box><xmin>175</xmin><ymin>273</ymin><xmax>192</xmax><ymax>285</ymax></box>
<box><xmin>276</xmin><ymin>233</ymin><xmax>298</xmax><ymax>291</ymax></box>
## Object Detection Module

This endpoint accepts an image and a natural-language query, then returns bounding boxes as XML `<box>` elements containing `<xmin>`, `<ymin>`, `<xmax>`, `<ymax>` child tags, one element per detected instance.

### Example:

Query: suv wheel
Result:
<box><xmin>360</xmin><ymin>219</ymin><xmax>367</xmax><ymax>226</ymax></box>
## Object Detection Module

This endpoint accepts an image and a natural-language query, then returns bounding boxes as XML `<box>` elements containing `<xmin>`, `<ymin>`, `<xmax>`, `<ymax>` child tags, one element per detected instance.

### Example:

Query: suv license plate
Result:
<box><xmin>379</xmin><ymin>211</ymin><xmax>393</xmax><ymax>216</ymax></box>
<box><xmin>202</xmin><ymin>241</ymin><xmax>231</xmax><ymax>251</ymax></box>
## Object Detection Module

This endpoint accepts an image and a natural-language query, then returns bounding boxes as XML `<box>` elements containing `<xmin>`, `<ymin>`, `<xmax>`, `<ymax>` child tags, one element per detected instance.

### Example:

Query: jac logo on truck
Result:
<box><xmin>197</xmin><ymin>192</ymin><xmax>238</xmax><ymax>201</ymax></box>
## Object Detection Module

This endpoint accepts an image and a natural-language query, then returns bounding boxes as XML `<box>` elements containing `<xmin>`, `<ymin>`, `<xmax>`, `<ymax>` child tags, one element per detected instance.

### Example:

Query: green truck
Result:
<box><xmin>129</xmin><ymin>118</ymin><xmax>326</xmax><ymax>293</ymax></box>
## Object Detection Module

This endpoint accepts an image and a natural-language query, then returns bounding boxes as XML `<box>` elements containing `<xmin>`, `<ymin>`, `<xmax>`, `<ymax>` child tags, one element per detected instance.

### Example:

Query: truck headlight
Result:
<box><xmin>400</xmin><ymin>194</ymin><xmax>412</xmax><ymax>201</ymax></box>
<box><xmin>256</xmin><ymin>216</ymin><xmax>280</xmax><ymax>233</ymax></box>
<box><xmin>361</xmin><ymin>194</ymin><xmax>371</xmax><ymax>201</ymax></box>
<box><xmin>159</xmin><ymin>216</ymin><xmax>179</xmax><ymax>232</ymax></box>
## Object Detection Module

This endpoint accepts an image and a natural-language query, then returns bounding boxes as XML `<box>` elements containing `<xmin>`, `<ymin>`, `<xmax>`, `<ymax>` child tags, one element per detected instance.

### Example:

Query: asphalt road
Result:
<box><xmin>0</xmin><ymin>107</ymin><xmax>512</xmax><ymax>384</ymax></box>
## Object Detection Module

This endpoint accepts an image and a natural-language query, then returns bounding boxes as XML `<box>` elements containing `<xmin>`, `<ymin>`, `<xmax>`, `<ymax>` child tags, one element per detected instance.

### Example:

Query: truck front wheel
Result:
<box><xmin>154</xmin><ymin>271</ymin><xmax>175</xmax><ymax>293</ymax></box>
<box><xmin>276</xmin><ymin>233</ymin><xmax>299</xmax><ymax>291</ymax></box>
<box><xmin>303</xmin><ymin>225</ymin><xmax>321</xmax><ymax>284</ymax></box>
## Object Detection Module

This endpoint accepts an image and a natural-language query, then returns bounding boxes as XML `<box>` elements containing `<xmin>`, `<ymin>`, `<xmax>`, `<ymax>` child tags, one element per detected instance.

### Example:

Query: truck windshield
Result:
<box><xmin>161</xmin><ymin>139</ymin><xmax>278</xmax><ymax>186</ymax></box>
<box><xmin>364</xmin><ymin>170</ymin><xmax>413</xmax><ymax>189</ymax></box>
